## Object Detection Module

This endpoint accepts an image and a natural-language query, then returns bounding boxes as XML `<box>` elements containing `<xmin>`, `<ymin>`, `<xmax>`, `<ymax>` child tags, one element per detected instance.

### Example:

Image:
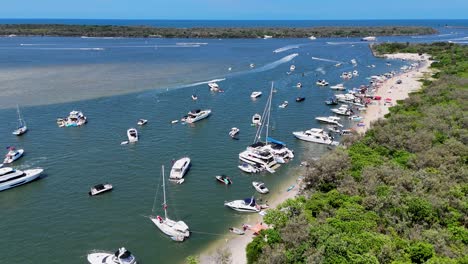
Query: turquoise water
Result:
<box><xmin>1</xmin><ymin>25</ymin><xmax>467</xmax><ymax>263</ymax></box>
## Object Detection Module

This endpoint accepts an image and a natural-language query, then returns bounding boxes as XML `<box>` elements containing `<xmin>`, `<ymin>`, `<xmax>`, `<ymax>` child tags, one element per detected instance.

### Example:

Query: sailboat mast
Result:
<box><xmin>162</xmin><ymin>165</ymin><xmax>168</xmax><ymax>219</ymax></box>
<box><xmin>265</xmin><ymin>82</ymin><xmax>273</xmax><ymax>143</ymax></box>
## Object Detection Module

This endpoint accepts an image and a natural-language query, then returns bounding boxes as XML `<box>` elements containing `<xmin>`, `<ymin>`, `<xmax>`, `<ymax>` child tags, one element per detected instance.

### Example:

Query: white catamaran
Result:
<box><xmin>150</xmin><ymin>165</ymin><xmax>190</xmax><ymax>242</ymax></box>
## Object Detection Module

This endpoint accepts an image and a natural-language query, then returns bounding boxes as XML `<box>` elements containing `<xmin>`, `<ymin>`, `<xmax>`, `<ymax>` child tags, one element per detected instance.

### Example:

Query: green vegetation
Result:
<box><xmin>247</xmin><ymin>43</ymin><xmax>468</xmax><ymax>263</ymax></box>
<box><xmin>0</xmin><ymin>24</ymin><xmax>436</xmax><ymax>38</ymax></box>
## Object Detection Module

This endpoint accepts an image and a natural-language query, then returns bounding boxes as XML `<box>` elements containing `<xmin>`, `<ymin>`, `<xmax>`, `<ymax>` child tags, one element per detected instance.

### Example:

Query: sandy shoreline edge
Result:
<box><xmin>196</xmin><ymin>52</ymin><xmax>432</xmax><ymax>264</ymax></box>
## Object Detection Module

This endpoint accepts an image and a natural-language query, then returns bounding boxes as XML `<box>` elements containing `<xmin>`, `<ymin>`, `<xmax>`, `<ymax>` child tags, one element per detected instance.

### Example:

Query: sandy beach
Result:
<box><xmin>197</xmin><ymin>53</ymin><xmax>432</xmax><ymax>264</ymax></box>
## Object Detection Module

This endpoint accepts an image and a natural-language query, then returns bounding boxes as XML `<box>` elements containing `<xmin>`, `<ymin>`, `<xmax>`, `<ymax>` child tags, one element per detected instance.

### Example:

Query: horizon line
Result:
<box><xmin>1</xmin><ymin>18</ymin><xmax>467</xmax><ymax>21</ymax></box>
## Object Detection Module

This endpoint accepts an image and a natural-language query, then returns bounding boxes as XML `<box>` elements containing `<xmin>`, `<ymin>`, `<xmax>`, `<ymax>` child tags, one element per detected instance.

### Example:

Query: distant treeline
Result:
<box><xmin>0</xmin><ymin>24</ymin><xmax>437</xmax><ymax>38</ymax></box>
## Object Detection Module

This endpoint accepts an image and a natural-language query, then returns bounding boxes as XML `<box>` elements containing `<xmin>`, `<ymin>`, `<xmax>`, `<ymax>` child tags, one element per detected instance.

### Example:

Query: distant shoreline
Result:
<box><xmin>0</xmin><ymin>24</ymin><xmax>437</xmax><ymax>38</ymax></box>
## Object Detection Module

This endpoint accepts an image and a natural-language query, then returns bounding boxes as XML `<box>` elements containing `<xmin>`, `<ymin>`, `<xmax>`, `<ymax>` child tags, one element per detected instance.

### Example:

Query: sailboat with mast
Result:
<box><xmin>12</xmin><ymin>105</ymin><xmax>27</xmax><ymax>136</ymax></box>
<box><xmin>150</xmin><ymin>165</ymin><xmax>190</xmax><ymax>242</ymax></box>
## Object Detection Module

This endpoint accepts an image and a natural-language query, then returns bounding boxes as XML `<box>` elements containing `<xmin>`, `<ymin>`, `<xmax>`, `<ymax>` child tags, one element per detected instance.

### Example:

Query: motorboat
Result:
<box><xmin>238</xmin><ymin>163</ymin><xmax>261</xmax><ymax>173</ymax></box>
<box><xmin>331</xmin><ymin>105</ymin><xmax>353</xmax><ymax>116</ymax></box>
<box><xmin>315</xmin><ymin>116</ymin><xmax>343</xmax><ymax>127</ymax></box>
<box><xmin>137</xmin><ymin>119</ymin><xmax>147</xmax><ymax>126</ymax></box>
<box><xmin>341</xmin><ymin>72</ymin><xmax>353</xmax><ymax>79</ymax></box>
<box><xmin>229</xmin><ymin>227</ymin><xmax>245</xmax><ymax>235</ymax></box>
<box><xmin>150</xmin><ymin>166</ymin><xmax>190</xmax><ymax>242</ymax></box>
<box><xmin>185</xmin><ymin>109</ymin><xmax>211</xmax><ymax>123</ymax></box>
<box><xmin>250</xmin><ymin>63</ymin><xmax>255</xmax><ymax>68</ymax></box>
<box><xmin>208</xmin><ymin>82</ymin><xmax>219</xmax><ymax>92</ymax></box>
<box><xmin>351</xmin><ymin>59</ymin><xmax>358</xmax><ymax>66</ymax></box>
<box><xmin>252</xmin><ymin>181</ymin><xmax>269</xmax><ymax>194</ymax></box>
<box><xmin>296</xmin><ymin>82</ymin><xmax>302</xmax><ymax>88</ymax></box>
<box><xmin>169</xmin><ymin>157</ymin><xmax>190</xmax><ymax>181</ymax></box>
<box><xmin>89</xmin><ymin>183</ymin><xmax>113</xmax><ymax>196</ymax></box>
<box><xmin>250</xmin><ymin>91</ymin><xmax>262</xmax><ymax>98</ymax></box>
<box><xmin>57</xmin><ymin>110</ymin><xmax>87</xmax><ymax>127</ymax></box>
<box><xmin>224</xmin><ymin>197</ymin><xmax>261</xmax><ymax>213</ymax></box>
<box><xmin>239</xmin><ymin>145</ymin><xmax>278</xmax><ymax>173</ymax></box>
<box><xmin>0</xmin><ymin>167</ymin><xmax>43</xmax><ymax>192</ymax></box>
<box><xmin>127</xmin><ymin>128</ymin><xmax>138</xmax><ymax>143</ymax></box>
<box><xmin>290</xmin><ymin>65</ymin><xmax>296</xmax><ymax>72</ymax></box>
<box><xmin>330</xmin><ymin>83</ymin><xmax>346</xmax><ymax>91</ymax></box>
<box><xmin>328</xmin><ymin>126</ymin><xmax>342</xmax><ymax>134</ymax></box>
<box><xmin>3</xmin><ymin>147</ymin><xmax>24</xmax><ymax>164</ymax></box>
<box><xmin>335</xmin><ymin>63</ymin><xmax>342</xmax><ymax>67</ymax></box>
<box><xmin>308</xmin><ymin>36</ymin><xmax>317</xmax><ymax>40</ymax></box>
<box><xmin>12</xmin><ymin>105</ymin><xmax>27</xmax><ymax>136</ymax></box>
<box><xmin>296</xmin><ymin>97</ymin><xmax>305</xmax><ymax>102</ymax></box>
<box><xmin>191</xmin><ymin>94</ymin><xmax>198</xmax><ymax>100</ymax></box>
<box><xmin>292</xmin><ymin>128</ymin><xmax>339</xmax><ymax>145</ymax></box>
<box><xmin>263</xmin><ymin>35</ymin><xmax>273</xmax><ymax>39</ymax></box>
<box><xmin>229</xmin><ymin>127</ymin><xmax>240</xmax><ymax>138</ymax></box>
<box><xmin>353</xmin><ymin>70</ymin><xmax>359</xmax><ymax>76</ymax></box>
<box><xmin>215</xmin><ymin>175</ymin><xmax>232</xmax><ymax>185</ymax></box>
<box><xmin>349</xmin><ymin>115</ymin><xmax>363</xmax><ymax>121</ymax></box>
<box><xmin>87</xmin><ymin>247</ymin><xmax>137</xmax><ymax>264</ymax></box>
<box><xmin>279</xmin><ymin>101</ymin><xmax>288</xmax><ymax>108</ymax></box>
<box><xmin>316</xmin><ymin>80</ymin><xmax>329</xmax><ymax>86</ymax></box>
<box><xmin>263</xmin><ymin>138</ymin><xmax>294</xmax><ymax>164</ymax></box>
<box><xmin>325</xmin><ymin>98</ymin><xmax>339</xmax><ymax>105</ymax></box>
<box><xmin>361</xmin><ymin>36</ymin><xmax>377</xmax><ymax>41</ymax></box>
<box><xmin>252</xmin><ymin>113</ymin><xmax>262</xmax><ymax>125</ymax></box>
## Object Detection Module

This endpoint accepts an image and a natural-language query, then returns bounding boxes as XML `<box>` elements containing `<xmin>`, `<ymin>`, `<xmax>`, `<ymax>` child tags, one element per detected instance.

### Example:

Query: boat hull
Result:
<box><xmin>0</xmin><ymin>168</ymin><xmax>43</xmax><ymax>192</ymax></box>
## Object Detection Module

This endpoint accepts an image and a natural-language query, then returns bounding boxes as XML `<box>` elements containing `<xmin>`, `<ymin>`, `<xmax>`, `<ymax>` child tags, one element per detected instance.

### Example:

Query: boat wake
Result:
<box><xmin>315</xmin><ymin>67</ymin><xmax>326</xmax><ymax>75</ymax></box>
<box><xmin>176</xmin><ymin>42</ymin><xmax>209</xmax><ymax>46</ymax></box>
<box><xmin>250</xmin><ymin>53</ymin><xmax>299</xmax><ymax>73</ymax></box>
<box><xmin>273</xmin><ymin>44</ymin><xmax>306</xmax><ymax>53</ymax></box>
<box><xmin>172</xmin><ymin>78</ymin><xmax>227</xmax><ymax>89</ymax></box>
<box><xmin>20</xmin><ymin>43</ymin><xmax>58</xmax><ymax>46</ymax></box>
<box><xmin>311</xmin><ymin>56</ymin><xmax>344</xmax><ymax>64</ymax></box>
<box><xmin>326</xmin><ymin>41</ymin><xmax>364</xmax><ymax>45</ymax></box>
<box><xmin>21</xmin><ymin>47</ymin><xmax>105</xmax><ymax>51</ymax></box>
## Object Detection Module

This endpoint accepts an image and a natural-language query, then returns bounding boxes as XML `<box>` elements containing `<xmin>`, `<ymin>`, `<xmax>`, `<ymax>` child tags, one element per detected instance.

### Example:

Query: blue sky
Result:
<box><xmin>1</xmin><ymin>0</ymin><xmax>467</xmax><ymax>20</ymax></box>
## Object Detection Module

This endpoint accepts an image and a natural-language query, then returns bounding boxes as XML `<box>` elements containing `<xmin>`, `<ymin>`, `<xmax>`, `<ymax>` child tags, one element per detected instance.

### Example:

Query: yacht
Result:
<box><xmin>238</xmin><ymin>163</ymin><xmax>261</xmax><ymax>173</ymax></box>
<box><xmin>0</xmin><ymin>167</ymin><xmax>43</xmax><ymax>192</ymax></box>
<box><xmin>279</xmin><ymin>101</ymin><xmax>288</xmax><ymax>108</ymax></box>
<box><xmin>330</xmin><ymin>83</ymin><xmax>346</xmax><ymax>91</ymax></box>
<box><xmin>316</xmin><ymin>80</ymin><xmax>329</xmax><ymax>86</ymax></box>
<box><xmin>12</xmin><ymin>105</ymin><xmax>27</xmax><ymax>136</ymax></box>
<box><xmin>292</xmin><ymin>128</ymin><xmax>339</xmax><ymax>145</ymax></box>
<box><xmin>169</xmin><ymin>157</ymin><xmax>190</xmax><ymax>181</ymax></box>
<box><xmin>296</xmin><ymin>82</ymin><xmax>302</xmax><ymax>88</ymax></box>
<box><xmin>252</xmin><ymin>113</ymin><xmax>262</xmax><ymax>125</ymax></box>
<box><xmin>57</xmin><ymin>110</ymin><xmax>87</xmax><ymax>127</ymax></box>
<box><xmin>3</xmin><ymin>147</ymin><xmax>24</xmax><ymax>164</ymax></box>
<box><xmin>185</xmin><ymin>109</ymin><xmax>211</xmax><ymax>123</ymax></box>
<box><xmin>239</xmin><ymin>144</ymin><xmax>278</xmax><ymax>173</ymax></box>
<box><xmin>89</xmin><ymin>183</ymin><xmax>113</xmax><ymax>196</ymax></box>
<box><xmin>308</xmin><ymin>36</ymin><xmax>317</xmax><ymax>40</ymax></box>
<box><xmin>229</xmin><ymin>127</ymin><xmax>240</xmax><ymax>138</ymax></box>
<box><xmin>331</xmin><ymin>105</ymin><xmax>353</xmax><ymax>116</ymax></box>
<box><xmin>315</xmin><ymin>116</ymin><xmax>343</xmax><ymax>127</ymax></box>
<box><xmin>263</xmin><ymin>140</ymin><xmax>294</xmax><ymax>164</ymax></box>
<box><xmin>250</xmin><ymin>63</ymin><xmax>255</xmax><ymax>68</ymax></box>
<box><xmin>224</xmin><ymin>197</ymin><xmax>261</xmax><ymax>213</ymax></box>
<box><xmin>87</xmin><ymin>247</ymin><xmax>137</xmax><ymax>264</ymax></box>
<box><xmin>250</xmin><ymin>91</ymin><xmax>262</xmax><ymax>98</ymax></box>
<box><xmin>191</xmin><ymin>94</ymin><xmax>198</xmax><ymax>100</ymax></box>
<box><xmin>252</xmin><ymin>182</ymin><xmax>269</xmax><ymax>194</ymax></box>
<box><xmin>127</xmin><ymin>128</ymin><xmax>138</xmax><ymax>143</ymax></box>
<box><xmin>208</xmin><ymin>82</ymin><xmax>219</xmax><ymax>92</ymax></box>
<box><xmin>137</xmin><ymin>119</ymin><xmax>148</xmax><ymax>126</ymax></box>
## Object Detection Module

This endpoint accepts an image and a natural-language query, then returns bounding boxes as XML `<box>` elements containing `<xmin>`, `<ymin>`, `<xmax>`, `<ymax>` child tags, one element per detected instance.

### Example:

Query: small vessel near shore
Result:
<box><xmin>316</xmin><ymin>80</ymin><xmax>329</xmax><ymax>86</ymax></box>
<box><xmin>89</xmin><ymin>183</ymin><xmax>113</xmax><ymax>196</ymax></box>
<box><xmin>325</xmin><ymin>97</ymin><xmax>339</xmax><ymax>105</ymax></box>
<box><xmin>0</xmin><ymin>167</ymin><xmax>43</xmax><ymax>192</ymax></box>
<box><xmin>185</xmin><ymin>109</ymin><xmax>211</xmax><ymax>123</ymax></box>
<box><xmin>331</xmin><ymin>105</ymin><xmax>353</xmax><ymax>116</ymax></box>
<box><xmin>87</xmin><ymin>247</ymin><xmax>137</xmax><ymax>264</ymax></box>
<box><xmin>229</xmin><ymin>227</ymin><xmax>245</xmax><ymax>235</ymax></box>
<box><xmin>330</xmin><ymin>83</ymin><xmax>346</xmax><ymax>91</ymax></box>
<box><xmin>238</xmin><ymin>163</ymin><xmax>261</xmax><ymax>173</ymax></box>
<box><xmin>224</xmin><ymin>197</ymin><xmax>261</xmax><ymax>213</ymax></box>
<box><xmin>292</xmin><ymin>128</ymin><xmax>339</xmax><ymax>145</ymax></box>
<box><xmin>3</xmin><ymin>147</ymin><xmax>24</xmax><ymax>164</ymax></box>
<box><xmin>57</xmin><ymin>110</ymin><xmax>87</xmax><ymax>127</ymax></box>
<box><xmin>12</xmin><ymin>105</ymin><xmax>28</xmax><ymax>136</ymax></box>
<box><xmin>215</xmin><ymin>175</ymin><xmax>232</xmax><ymax>185</ymax></box>
<box><xmin>169</xmin><ymin>157</ymin><xmax>190</xmax><ymax>182</ymax></box>
<box><xmin>127</xmin><ymin>128</ymin><xmax>138</xmax><ymax>143</ymax></box>
<box><xmin>315</xmin><ymin>116</ymin><xmax>343</xmax><ymax>127</ymax></box>
<box><xmin>252</xmin><ymin>181</ymin><xmax>269</xmax><ymax>194</ymax></box>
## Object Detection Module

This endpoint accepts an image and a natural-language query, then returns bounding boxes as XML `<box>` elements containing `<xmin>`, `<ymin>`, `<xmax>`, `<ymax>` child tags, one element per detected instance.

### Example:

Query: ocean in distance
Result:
<box><xmin>0</xmin><ymin>20</ymin><xmax>467</xmax><ymax>264</ymax></box>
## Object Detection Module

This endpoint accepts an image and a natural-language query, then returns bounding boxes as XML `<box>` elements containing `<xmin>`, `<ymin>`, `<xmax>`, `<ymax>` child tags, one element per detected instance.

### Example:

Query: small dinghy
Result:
<box><xmin>216</xmin><ymin>175</ymin><xmax>232</xmax><ymax>185</ymax></box>
<box><xmin>191</xmin><ymin>94</ymin><xmax>198</xmax><ymax>100</ymax></box>
<box><xmin>229</xmin><ymin>227</ymin><xmax>245</xmax><ymax>235</ymax></box>
<box><xmin>89</xmin><ymin>183</ymin><xmax>113</xmax><ymax>196</ymax></box>
<box><xmin>252</xmin><ymin>181</ymin><xmax>269</xmax><ymax>194</ymax></box>
<box><xmin>127</xmin><ymin>128</ymin><xmax>138</xmax><ymax>143</ymax></box>
<box><xmin>279</xmin><ymin>101</ymin><xmax>288</xmax><ymax>108</ymax></box>
<box><xmin>137</xmin><ymin>119</ymin><xmax>148</xmax><ymax>126</ymax></box>
<box><xmin>238</xmin><ymin>163</ymin><xmax>261</xmax><ymax>173</ymax></box>
<box><xmin>296</xmin><ymin>97</ymin><xmax>305</xmax><ymax>102</ymax></box>
<box><xmin>3</xmin><ymin>147</ymin><xmax>24</xmax><ymax>164</ymax></box>
<box><xmin>229</xmin><ymin>127</ymin><xmax>240</xmax><ymax>138</ymax></box>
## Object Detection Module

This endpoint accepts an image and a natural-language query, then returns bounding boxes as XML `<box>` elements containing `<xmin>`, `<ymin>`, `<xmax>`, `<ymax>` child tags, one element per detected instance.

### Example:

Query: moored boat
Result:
<box><xmin>89</xmin><ymin>184</ymin><xmax>113</xmax><ymax>196</ymax></box>
<box><xmin>87</xmin><ymin>247</ymin><xmax>137</xmax><ymax>264</ymax></box>
<box><xmin>215</xmin><ymin>175</ymin><xmax>232</xmax><ymax>185</ymax></box>
<box><xmin>3</xmin><ymin>147</ymin><xmax>24</xmax><ymax>164</ymax></box>
<box><xmin>229</xmin><ymin>227</ymin><xmax>245</xmax><ymax>235</ymax></box>
<box><xmin>12</xmin><ymin>105</ymin><xmax>27</xmax><ymax>136</ymax></box>
<box><xmin>315</xmin><ymin>116</ymin><xmax>343</xmax><ymax>127</ymax></box>
<box><xmin>252</xmin><ymin>181</ymin><xmax>269</xmax><ymax>194</ymax></box>
<box><xmin>127</xmin><ymin>128</ymin><xmax>138</xmax><ymax>143</ymax></box>
<box><xmin>279</xmin><ymin>101</ymin><xmax>288</xmax><ymax>108</ymax></box>
<box><xmin>250</xmin><ymin>91</ymin><xmax>262</xmax><ymax>98</ymax></box>
<box><xmin>0</xmin><ymin>167</ymin><xmax>43</xmax><ymax>192</ymax></box>
<box><xmin>137</xmin><ymin>119</ymin><xmax>148</xmax><ymax>126</ymax></box>
<box><xmin>292</xmin><ymin>128</ymin><xmax>339</xmax><ymax>145</ymax></box>
<box><xmin>224</xmin><ymin>197</ymin><xmax>261</xmax><ymax>213</ymax></box>
<box><xmin>316</xmin><ymin>80</ymin><xmax>329</xmax><ymax>86</ymax></box>
<box><xmin>57</xmin><ymin>110</ymin><xmax>87</xmax><ymax>127</ymax></box>
<box><xmin>185</xmin><ymin>109</ymin><xmax>211</xmax><ymax>123</ymax></box>
<box><xmin>238</xmin><ymin>163</ymin><xmax>261</xmax><ymax>173</ymax></box>
<box><xmin>169</xmin><ymin>157</ymin><xmax>191</xmax><ymax>181</ymax></box>
<box><xmin>296</xmin><ymin>97</ymin><xmax>305</xmax><ymax>102</ymax></box>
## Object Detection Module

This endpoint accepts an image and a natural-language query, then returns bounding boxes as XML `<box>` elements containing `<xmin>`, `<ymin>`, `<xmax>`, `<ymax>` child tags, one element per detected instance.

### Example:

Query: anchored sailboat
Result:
<box><xmin>12</xmin><ymin>105</ymin><xmax>27</xmax><ymax>136</ymax></box>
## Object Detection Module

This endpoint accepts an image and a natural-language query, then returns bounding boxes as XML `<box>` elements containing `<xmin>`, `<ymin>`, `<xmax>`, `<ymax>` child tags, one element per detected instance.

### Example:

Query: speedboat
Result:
<box><xmin>296</xmin><ymin>82</ymin><xmax>302</xmax><ymax>88</ymax></box>
<box><xmin>349</xmin><ymin>115</ymin><xmax>363</xmax><ymax>121</ymax></box>
<box><xmin>316</xmin><ymin>80</ymin><xmax>329</xmax><ymax>86</ymax></box>
<box><xmin>229</xmin><ymin>227</ymin><xmax>245</xmax><ymax>235</ymax></box>
<box><xmin>185</xmin><ymin>109</ymin><xmax>211</xmax><ymax>123</ymax></box>
<box><xmin>169</xmin><ymin>157</ymin><xmax>190</xmax><ymax>181</ymax></box>
<box><xmin>229</xmin><ymin>127</ymin><xmax>240</xmax><ymax>138</ymax></box>
<box><xmin>308</xmin><ymin>36</ymin><xmax>317</xmax><ymax>40</ymax></box>
<box><xmin>361</xmin><ymin>36</ymin><xmax>376</xmax><ymax>41</ymax></box>
<box><xmin>292</xmin><ymin>128</ymin><xmax>339</xmax><ymax>145</ymax></box>
<box><xmin>57</xmin><ymin>110</ymin><xmax>87</xmax><ymax>127</ymax></box>
<box><xmin>252</xmin><ymin>113</ymin><xmax>262</xmax><ymax>125</ymax></box>
<box><xmin>87</xmin><ymin>247</ymin><xmax>137</xmax><ymax>264</ymax></box>
<box><xmin>137</xmin><ymin>119</ymin><xmax>147</xmax><ymax>126</ymax></box>
<box><xmin>296</xmin><ymin>97</ymin><xmax>305</xmax><ymax>102</ymax></box>
<box><xmin>3</xmin><ymin>147</ymin><xmax>24</xmax><ymax>164</ymax></box>
<box><xmin>328</xmin><ymin>126</ymin><xmax>342</xmax><ymax>134</ymax></box>
<box><xmin>341</xmin><ymin>72</ymin><xmax>353</xmax><ymax>79</ymax></box>
<box><xmin>127</xmin><ymin>128</ymin><xmax>138</xmax><ymax>143</ymax></box>
<box><xmin>208</xmin><ymin>82</ymin><xmax>219</xmax><ymax>92</ymax></box>
<box><xmin>353</xmin><ymin>70</ymin><xmax>359</xmax><ymax>76</ymax></box>
<box><xmin>250</xmin><ymin>63</ymin><xmax>255</xmax><ymax>68</ymax></box>
<box><xmin>315</xmin><ymin>116</ymin><xmax>343</xmax><ymax>127</ymax></box>
<box><xmin>330</xmin><ymin>83</ymin><xmax>346</xmax><ymax>91</ymax></box>
<box><xmin>12</xmin><ymin>105</ymin><xmax>27</xmax><ymax>136</ymax></box>
<box><xmin>191</xmin><ymin>94</ymin><xmax>198</xmax><ymax>100</ymax></box>
<box><xmin>252</xmin><ymin>181</ymin><xmax>269</xmax><ymax>194</ymax></box>
<box><xmin>0</xmin><ymin>167</ymin><xmax>43</xmax><ymax>192</ymax></box>
<box><xmin>224</xmin><ymin>197</ymin><xmax>261</xmax><ymax>213</ymax></box>
<box><xmin>215</xmin><ymin>175</ymin><xmax>232</xmax><ymax>185</ymax></box>
<box><xmin>89</xmin><ymin>183</ymin><xmax>113</xmax><ymax>196</ymax></box>
<box><xmin>238</xmin><ymin>163</ymin><xmax>261</xmax><ymax>173</ymax></box>
<box><xmin>331</xmin><ymin>105</ymin><xmax>353</xmax><ymax>116</ymax></box>
<box><xmin>250</xmin><ymin>91</ymin><xmax>262</xmax><ymax>98</ymax></box>
<box><xmin>279</xmin><ymin>101</ymin><xmax>288</xmax><ymax>108</ymax></box>
<box><xmin>290</xmin><ymin>65</ymin><xmax>296</xmax><ymax>72</ymax></box>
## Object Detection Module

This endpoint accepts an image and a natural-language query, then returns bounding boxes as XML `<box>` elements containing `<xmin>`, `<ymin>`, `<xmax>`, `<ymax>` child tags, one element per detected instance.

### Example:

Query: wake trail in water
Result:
<box><xmin>326</xmin><ymin>41</ymin><xmax>365</xmax><ymax>45</ymax></box>
<box><xmin>250</xmin><ymin>53</ymin><xmax>299</xmax><ymax>73</ymax></box>
<box><xmin>311</xmin><ymin>56</ymin><xmax>344</xmax><ymax>64</ymax></box>
<box><xmin>20</xmin><ymin>43</ymin><xmax>58</xmax><ymax>46</ymax></box>
<box><xmin>273</xmin><ymin>44</ymin><xmax>308</xmax><ymax>53</ymax></box>
<box><xmin>21</xmin><ymin>47</ymin><xmax>105</xmax><ymax>51</ymax></box>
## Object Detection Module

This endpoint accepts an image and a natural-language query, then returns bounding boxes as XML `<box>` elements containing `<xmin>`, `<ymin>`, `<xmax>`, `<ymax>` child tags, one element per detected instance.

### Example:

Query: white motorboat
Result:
<box><xmin>330</xmin><ymin>83</ymin><xmax>346</xmax><ymax>91</ymax></box>
<box><xmin>290</xmin><ymin>65</ymin><xmax>296</xmax><ymax>72</ymax></box>
<box><xmin>279</xmin><ymin>101</ymin><xmax>288</xmax><ymax>108</ymax></box>
<box><xmin>89</xmin><ymin>183</ymin><xmax>113</xmax><ymax>196</ymax></box>
<box><xmin>169</xmin><ymin>157</ymin><xmax>190</xmax><ymax>180</ymax></box>
<box><xmin>191</xmin><ymin>94</ymin><xmax>198</xmax><ymax>100</ymax></box>
<box><xmin>250</xmin><ymin>91</ymin><xmax>262</xmax><ymax>98</ymax></box>
<box><xmin>238</xmin><ymin>163</ymin><xmax>261</xmax><ymax>173</ymax></box>
<box><xmin>361</xmin><ymin>36</ymin><xmax>377</xmax><ymax>41</ymax></box>
<box><xmin>292</xmin><ymin>128</ymin><xmax>339</xmax><ymax>145</ymax></box>
<box><xmin>296</xmin><ymin>82</ymin><xmax>302</xmax><ymax>88</ymax></box>
<box><xmin>252</xmin><ymin>113</ymin><xmax>262</xmax><ymax>125</ymax></box>
<box><xmin>315</xmin><ymin>116</ymin><xmax>343</xmax><ymax>127</ymax></box>
<box><xmin>239</xmin><ymin>144</ymin><xmax>278</xmax><ymax>173</ymax></box>
<box><xmin>0</xmin><ymin>167</ymin><xmax>43</xmax><ymax>192</ymax></box>
<box><xmin>57</xmin><ymin>110</ymin><xmax>87</xmax><ymax>127</ymax></box>
<box><xmin>208</xmin><ymin>82</ymin><xmax>219</xmax><ymax>92</ymax></box>
<box><xmin>316</xmin><ymin>80</ymin><xmax>329</xmax><ymax>86</ymax></box>
<box><xmin>349</xmin><ymin>115</ymin><xmax>363</xmax><ymax>121</ymax></box>
<box><xmin>229</xmin><ymin>127</ymin><xmax>240</xmax><ymax>138</ymax></box>
<box><xmin>12</xmin><ymin>105</ymin><xmax>28</xmax><ymax>136</ymax></box>
<box><xmin>308</xmin><ymin>36</ymin><xmax>317</xmax><ymax>40</ymax></box>
<box><xmin>3</xmin><ymin>147</ymin><xmax>24</xmax><ymax>164</ymax></box>
<box><xmin>252</xmin><ymin>181</ymin><xmax>269</xmax><ymax>194</ymax></box>
<box><xmin>328</xmin><ymin>126</ymin><xmax>342</xmax><ymax>134</ymax></box>
<box><xmin>150</xmin><ymin>165</ymin><xmax>190</xmax><ymax>242</ymax></box>
<box><xmin>353</xmin><ymin>70</ymin><xmax>359</xmax><ymax>76</ymax></box>
<box><xmin>229</xmin><ymin>227</ymin><xmax>245</xmax><ymax>235</ymax></box>
<box><xmin>250</xmin><ymin>63</ymin><xmax>255</xmax><ymax>68</ymax></box>
<box><xmin>335</xmin><ymin>63</ymin><xmax>342</xmax><ymax>67</ymax></box>
<box><xmin>87</xmin><ymin>247</ymin><xmax>137</xmax><ymax>264</ymax></box>
<box><xmin>137</xmin><ymin>119</ymin><xmax>147</xmax><ymax>126</ymax></box>
<box><xmin>224</xmin><ymin>197</ymin><xmax>261</xmax><ymax>213</ymax></box>
<box><xmin>263</xmin><ymin>35</ymin><xmax>273</xmax><ymax>39</ymax></box>
<box><xmin>331</xmin><ymin>105</ymin><xmax>353</xmax><ymax>116</ymax></box>
<box><xmin>341</xmin><ymin>72</ymin><xmax>353</xmax><ymax>79</ymax></box>
<box><xmin>215</xmin><ymin>175</ymin><xmax>232</xmax><ymax>185</ymax></box>
<box><xmin>127</xmin><ymin>128</ymin><xmax>138</xmax><ymax>143</ymax></box>
<box><xmin>185</xmin><ymin>109</ymin><xmax>211</xmax><ymax>123</ymax></box>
